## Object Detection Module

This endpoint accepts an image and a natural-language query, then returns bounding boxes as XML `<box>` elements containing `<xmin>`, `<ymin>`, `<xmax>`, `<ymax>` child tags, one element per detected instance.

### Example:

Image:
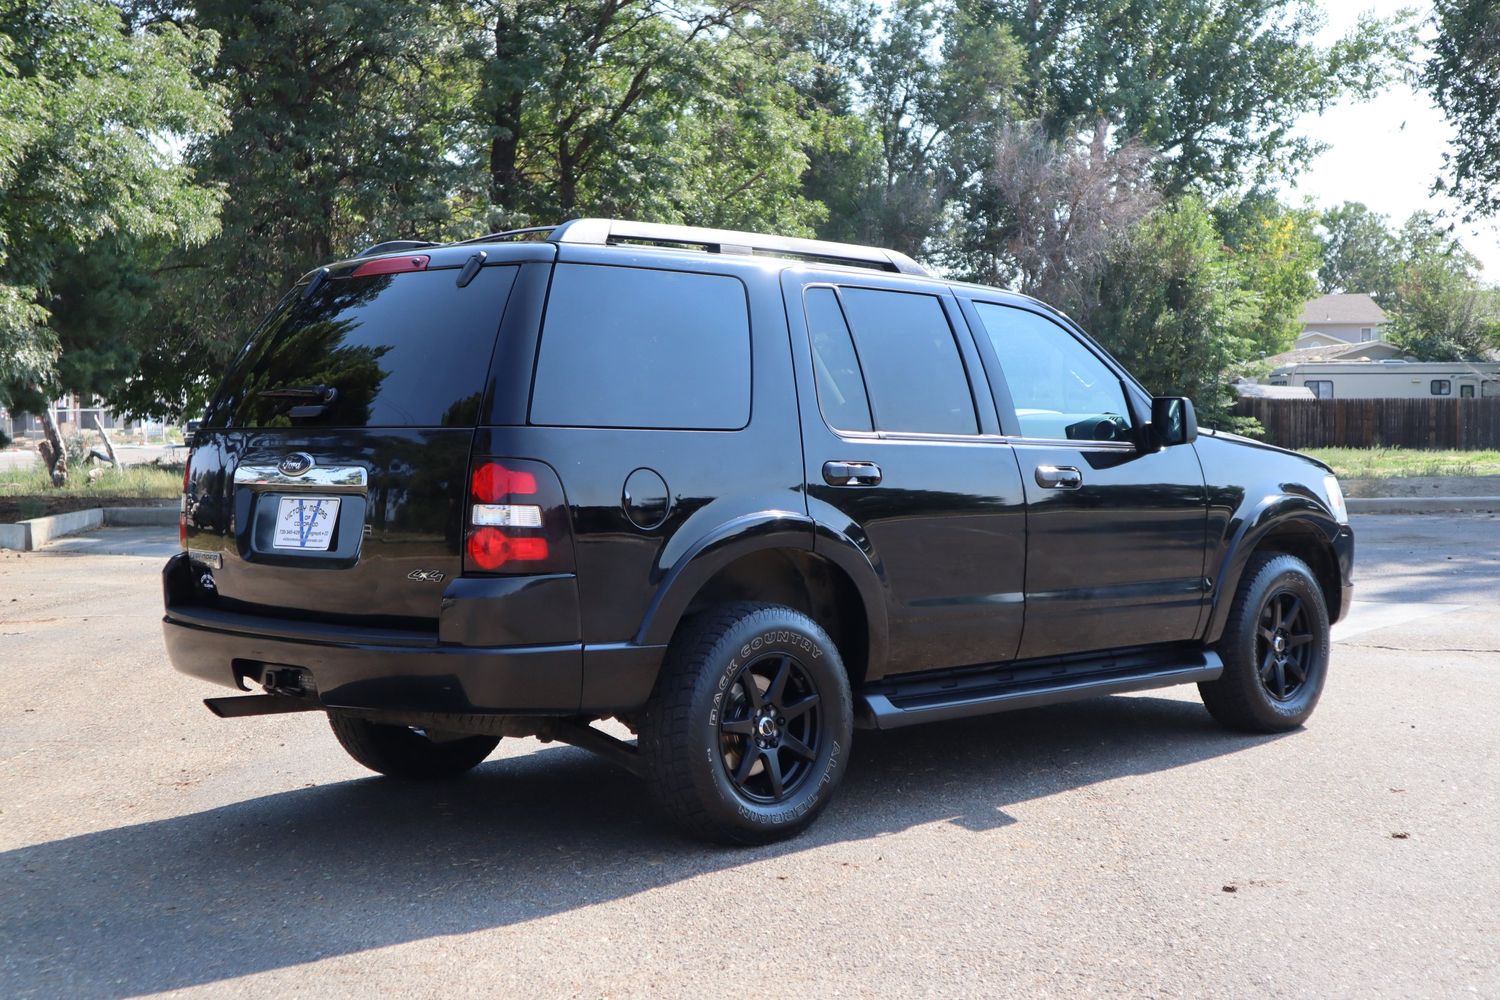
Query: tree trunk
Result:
<box><xmin>487</xmin><ymin>9</ymin><xmax>527</xmax><ymax>214</ymax></box>
<box><xmin>92</xmin><ymin>413</ymin><xmax>118</xmax><ymax>467</ymax></box>
<box><xmin>37</xmin><ymin>407</ymin><xmax>67</xmax><ymax>486</ymax></box>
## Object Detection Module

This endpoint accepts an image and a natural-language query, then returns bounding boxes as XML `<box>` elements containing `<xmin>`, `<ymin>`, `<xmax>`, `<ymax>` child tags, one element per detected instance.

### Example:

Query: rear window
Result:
<box><xmin>529</xmin><ymin>264</ymin><xmax>751</xmax><ymax>429</ymax></box>
<box><xmin>205</xmin><ymin>265</ymin><xmax>516</xmax><ymax>428</ymax></box>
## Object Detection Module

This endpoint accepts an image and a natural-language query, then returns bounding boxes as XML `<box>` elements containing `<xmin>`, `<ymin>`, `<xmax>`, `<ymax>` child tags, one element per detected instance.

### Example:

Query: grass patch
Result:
<box><xmin>0</xmin><ymin>463</ymin><xmax>183</xmax><ymax>498</ymax></box>
<box><xmin>0</xmin><ymin>462</ymin><xmax>182</xmax><ymax>522</ymax></box>
<box><xmin>1301</xmin><ymin>447</ymin><xmax>1500</xmax><ymax>479</ymax></box>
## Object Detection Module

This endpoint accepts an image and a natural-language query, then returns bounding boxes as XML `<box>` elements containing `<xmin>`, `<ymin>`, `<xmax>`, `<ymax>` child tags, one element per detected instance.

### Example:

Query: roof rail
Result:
<box><xmin>546</xmin><ymin>218</ymin><xmax>931</xmax><ymax>276</ymax></box>
<box><xmin>357</xmin><ymin>239</ymin><xmax>439</xmax><ymax>258</ymax></box>
<box><xmin>454</xmin><ymin>225</ymin><xmax>558</xmax><ymax>245</ymax></box>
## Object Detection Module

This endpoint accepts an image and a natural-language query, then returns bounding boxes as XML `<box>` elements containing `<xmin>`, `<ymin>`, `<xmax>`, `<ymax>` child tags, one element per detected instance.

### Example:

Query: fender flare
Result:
<box><xmin>1203</xmin><ymin>493</ymin><xmax>1342</xmax><ymax>643</ymax></box>
<box><xmin>634</xmin><ymin>511</ymin><xmax>889</xmax><ymax>678</ymax></box>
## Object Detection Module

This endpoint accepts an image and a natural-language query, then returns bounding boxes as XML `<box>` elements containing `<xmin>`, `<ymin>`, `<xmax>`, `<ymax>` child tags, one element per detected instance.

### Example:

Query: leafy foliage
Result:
<box><xmin>1427</xmin><ymin>0</ymin><xmax>1500</xmax><ymax>218</ymax></box>
<box><xmin>990</xmin><ymin>0</ymin><xmax>1414</xmax><ymax>191</ymax></box>
<box><xmin>0</xmin><ymin>0</ymin><xmax>226</xmax><ymax>409</ymax></box>
<box><xmin>1384</xmin><ymin>214</ymin><xmax>1500</xmax><ymax>361</ymax></box>
<box><xmin>1314</xmin><ymin>204</ymin><xmax>1500</xmax><ymax>361</ymax></box>
<box><xmin>1089</xmin><ymin>198</ymin><xmax>1255</xmax><ymax>421</ymax></box>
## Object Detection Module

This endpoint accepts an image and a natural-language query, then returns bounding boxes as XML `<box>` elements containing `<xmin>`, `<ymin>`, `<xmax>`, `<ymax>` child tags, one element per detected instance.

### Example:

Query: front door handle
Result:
<box><xmin>823</xmin><ymin>460</ymin><xmax>882</xmax><ymax>487</ymax></box>
<box><xmin>1035</xmin><ymin>464</ymin><xmax>1083</xmax><ymax>490</ymax></box>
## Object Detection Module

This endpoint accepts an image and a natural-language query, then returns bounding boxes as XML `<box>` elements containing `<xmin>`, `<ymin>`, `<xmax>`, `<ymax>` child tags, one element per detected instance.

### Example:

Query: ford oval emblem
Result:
<box><xmin>278</xmin><ymin>452</ymin><xmax>315</xmax><ymax>477</ymax></box>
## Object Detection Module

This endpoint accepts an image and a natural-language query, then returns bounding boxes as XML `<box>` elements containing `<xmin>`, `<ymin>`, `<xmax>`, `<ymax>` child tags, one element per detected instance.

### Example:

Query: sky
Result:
<box><xmin>1285</xmin><ymin>0</ymin><xmax>1500</xmax><ymax>280</ymax></box>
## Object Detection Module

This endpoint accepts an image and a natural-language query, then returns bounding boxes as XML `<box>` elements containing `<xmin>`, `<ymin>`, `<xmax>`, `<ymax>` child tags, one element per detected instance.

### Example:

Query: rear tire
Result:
<box><xmin>328</xmin><ymin>712</ymin><xmax>500</xmax><ymax>779</ymax></box>
<box><xmin>1200</xmin><ymin>552</ymin><xmax>1331</xmax><ymax>733</ymax></box>
<box><xmin>640</xmin><ymin>602</ymin><xmax>854</xmax><ymax>845</ymax></box>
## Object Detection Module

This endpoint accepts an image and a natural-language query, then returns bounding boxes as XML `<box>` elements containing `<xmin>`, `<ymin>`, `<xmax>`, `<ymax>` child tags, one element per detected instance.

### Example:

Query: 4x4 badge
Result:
<box><xmin>278</xmin><ymin>452</ymin><xmax>315</xmax><ymax>477</ymax></box>
<box><xmin>407</xmin><ymin>569</ymin><xmax>445</xmax><ymax>583</ymax></box>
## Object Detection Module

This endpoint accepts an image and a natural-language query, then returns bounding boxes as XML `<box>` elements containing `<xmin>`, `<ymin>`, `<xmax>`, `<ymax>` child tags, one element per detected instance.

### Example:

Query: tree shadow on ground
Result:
<box><xmin>1</xmin><ymin>695</ymin><xmax>1286</xmax><ymax>997</ymax></box>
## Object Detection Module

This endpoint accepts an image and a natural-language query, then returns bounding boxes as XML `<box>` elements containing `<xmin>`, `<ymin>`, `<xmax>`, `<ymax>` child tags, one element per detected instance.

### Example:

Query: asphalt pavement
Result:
<box><xmin>1</xmin><ymin>515</ymin><xmax>1497</xmax><ymax>998</ymax></box>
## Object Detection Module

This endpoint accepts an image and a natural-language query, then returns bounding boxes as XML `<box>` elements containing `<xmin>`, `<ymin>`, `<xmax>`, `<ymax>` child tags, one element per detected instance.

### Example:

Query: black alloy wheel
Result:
<box><xmin>1255</xmin><ymin>589</ymin><xmax>1316</xmax><ymax>701</ymax></box>
<box><xmin>718</xmin><ymin>652</ymin><xmax>822</xmax><ymax>803</ymax></box>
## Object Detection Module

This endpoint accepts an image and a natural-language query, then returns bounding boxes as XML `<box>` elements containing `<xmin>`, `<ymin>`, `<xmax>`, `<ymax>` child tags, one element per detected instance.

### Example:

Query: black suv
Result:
<box><xmin>165</xmin><ymin>218</ymin><xmax>1354</xmax><ymax>843</ymax></box>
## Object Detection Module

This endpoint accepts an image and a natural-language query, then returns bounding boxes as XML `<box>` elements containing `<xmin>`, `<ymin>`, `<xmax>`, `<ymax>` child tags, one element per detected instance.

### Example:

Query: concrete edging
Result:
<box><xmin>0</xmin><ymin>506</ymin><xmax>176</xmax><ymax>551</ymax></box>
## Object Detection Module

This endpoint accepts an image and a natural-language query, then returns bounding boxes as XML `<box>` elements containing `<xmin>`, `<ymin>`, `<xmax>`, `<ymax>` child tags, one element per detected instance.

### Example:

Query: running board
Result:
<box><xmin>858</xmin><ymin>650</ymin><xmax>1222</xmax><ymax>730</ymax></box>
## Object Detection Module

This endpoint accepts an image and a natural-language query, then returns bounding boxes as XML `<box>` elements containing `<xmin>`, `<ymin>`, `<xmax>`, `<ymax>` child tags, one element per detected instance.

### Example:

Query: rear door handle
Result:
<box><xmin>1035</xmin><ymin>464</ymin><xmax>1083</xmax><ymax>489</ymax></box>
<box><xmin>823</xmin><ymin>460</ymin><xmax>882</xmax><ymax>487</ymax></box>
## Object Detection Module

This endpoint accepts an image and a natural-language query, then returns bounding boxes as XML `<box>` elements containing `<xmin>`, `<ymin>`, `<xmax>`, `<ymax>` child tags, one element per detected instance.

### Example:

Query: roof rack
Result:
<box><xmin>546</xmin><ymin>218</ymin><xmax>930</xmax><ymax>276</ymax></box>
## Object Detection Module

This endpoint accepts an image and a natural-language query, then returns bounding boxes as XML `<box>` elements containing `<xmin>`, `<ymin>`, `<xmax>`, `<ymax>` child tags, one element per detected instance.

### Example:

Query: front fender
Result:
<box><xmin>1203</xmin><ymin>492</ymin><xmax>1345</xmax><ymax>643</ymax></box>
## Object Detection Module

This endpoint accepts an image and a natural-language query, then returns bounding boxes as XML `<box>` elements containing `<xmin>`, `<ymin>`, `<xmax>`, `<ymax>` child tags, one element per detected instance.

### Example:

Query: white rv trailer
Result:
<box><xmin>1266</xmin><ymin>360</ymin><xmax>1500</xmax><ymax>400</ymax></box>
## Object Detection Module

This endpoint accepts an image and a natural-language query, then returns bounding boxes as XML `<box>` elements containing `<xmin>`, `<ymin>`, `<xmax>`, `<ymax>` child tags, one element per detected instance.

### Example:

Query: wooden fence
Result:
<box><xmin>1232</xmin><ymin>397</ymin><xmax>1500</xmax><ymax>450</ymax></box>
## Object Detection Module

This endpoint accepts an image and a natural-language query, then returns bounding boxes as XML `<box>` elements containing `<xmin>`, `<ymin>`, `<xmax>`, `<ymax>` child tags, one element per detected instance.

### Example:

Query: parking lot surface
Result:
<box><xmin>2</xmin><ymin>515</ymin><xmax>1497</xmax><ymax>998</ymax></box>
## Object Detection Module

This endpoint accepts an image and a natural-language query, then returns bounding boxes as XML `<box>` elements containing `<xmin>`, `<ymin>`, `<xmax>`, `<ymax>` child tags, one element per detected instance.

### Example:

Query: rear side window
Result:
<box><xmin>206</xmin><ymin>266</ymin><xmax>516</xmax><ymax>428</ymax></box>
<box><xmin>804</xmin><ymin>288</ymin><xmax>873</xmax><ymax>432</ymax></box>
<box><xmin>530</xmin><ymin>264</ymin><xmax>750</xmax><ymax>429</ymax></box>
<box><xmin>835</xmin><ymin>287</ymin><xmax>977</xmax><ymax>435</ymax></box>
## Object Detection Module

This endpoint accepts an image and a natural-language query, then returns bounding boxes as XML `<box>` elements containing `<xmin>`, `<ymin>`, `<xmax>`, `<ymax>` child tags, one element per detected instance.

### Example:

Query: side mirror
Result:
<box><xmin>1151</xmin><ymin>396</ymin><xmax>1197</xmax><ymax>447</ymax></box>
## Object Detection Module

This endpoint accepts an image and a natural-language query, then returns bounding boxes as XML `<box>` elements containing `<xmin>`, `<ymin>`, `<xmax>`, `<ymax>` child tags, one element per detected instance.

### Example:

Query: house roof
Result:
<box><xmin>1297</xmin><ymin>293</ymin><xmax>1387</xmax><ymax>325</ymax></box>
<box><xmin>1264</xmin><ymin>340</ymin><xmax>1409</xmax><ymax>367</ymax></box>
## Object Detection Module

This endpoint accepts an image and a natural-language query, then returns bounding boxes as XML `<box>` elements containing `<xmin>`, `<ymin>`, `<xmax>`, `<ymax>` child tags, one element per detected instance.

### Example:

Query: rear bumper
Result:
<box><xmin>162</xmin><ymin>554</ymin><xmax>663</xmax><ymax>716</ymax></box>
<box><xmin>163</xmin><ymin>610</ymin><xmax>585</xmax><ymax>714</ymax></box>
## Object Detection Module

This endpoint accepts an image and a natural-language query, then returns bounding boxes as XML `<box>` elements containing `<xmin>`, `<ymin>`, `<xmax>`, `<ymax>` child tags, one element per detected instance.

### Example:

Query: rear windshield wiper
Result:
<box><xmin>257</xmin><ymin>384</ymin><xmax>338</xmax><ymax>418</ymax></box>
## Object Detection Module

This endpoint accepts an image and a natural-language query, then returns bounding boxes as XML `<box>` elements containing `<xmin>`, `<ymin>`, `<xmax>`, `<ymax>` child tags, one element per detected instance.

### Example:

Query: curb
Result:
<box><xmin>0</xmin><ymin>506</ymin><xmax>176</xmax><ymax>551</ymax></box>
<box><xmin>1347</xmin><ymin>497</ymin><xmax>1500</xmax><ymax>515</ymax></box>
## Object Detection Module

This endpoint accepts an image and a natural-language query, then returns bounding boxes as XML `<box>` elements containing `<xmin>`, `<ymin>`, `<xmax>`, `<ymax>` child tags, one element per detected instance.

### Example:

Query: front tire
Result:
<box><xmin>640</xmin><ymin>602</ymin><xmax>854</xmax><ymax>845</ymax></box>
<box><xmin>328</xmin><ymin>712</ymin><xmax>500</xmax><ymax>779</ymax></box>
<box><xmin>1200</xmin><ymin>552</ymin><xmax>1331</xmax><ymax>733</ymax></box>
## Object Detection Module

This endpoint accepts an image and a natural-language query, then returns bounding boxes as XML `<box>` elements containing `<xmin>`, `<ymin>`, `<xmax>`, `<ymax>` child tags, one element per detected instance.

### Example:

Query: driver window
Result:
<box><xmin>972</xmin><ymin>302</ymin><xmax>1131</xmax><ymax>442</ymax></box>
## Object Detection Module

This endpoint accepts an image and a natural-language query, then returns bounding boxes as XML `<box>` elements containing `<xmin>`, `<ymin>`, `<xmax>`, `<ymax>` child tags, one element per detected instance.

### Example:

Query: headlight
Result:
<box><xmin>1323</xmin><ymin>474</ymin><xmax>1348</xmax><ymax>524</ymax></box>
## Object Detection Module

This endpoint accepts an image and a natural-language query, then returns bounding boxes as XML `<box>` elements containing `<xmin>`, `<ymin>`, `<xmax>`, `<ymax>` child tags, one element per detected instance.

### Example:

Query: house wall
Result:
<box><xmin>1300</xmin><ymin>322</ymin><xmax>1383</xmax><ymax>344</ymax></box>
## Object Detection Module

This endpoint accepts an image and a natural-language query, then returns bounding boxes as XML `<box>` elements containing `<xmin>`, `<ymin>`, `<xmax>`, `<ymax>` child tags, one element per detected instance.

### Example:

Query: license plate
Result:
<box><xmin>272</xmin><ymin>496</ymin><xmax>341</xmax><ymax>550</ymax></box>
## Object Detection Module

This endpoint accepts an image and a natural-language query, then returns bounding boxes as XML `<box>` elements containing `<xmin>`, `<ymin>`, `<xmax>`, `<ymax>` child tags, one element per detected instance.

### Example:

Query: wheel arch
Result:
<box><xmin>636</xmin><ymin>515</ymin><xmax>887</xmax><ymax>689</ymax></box>
<box><xmin>1205</xmin><ymin>496</ymin><xmax>1345</xmax><ymax>644</ymax></box>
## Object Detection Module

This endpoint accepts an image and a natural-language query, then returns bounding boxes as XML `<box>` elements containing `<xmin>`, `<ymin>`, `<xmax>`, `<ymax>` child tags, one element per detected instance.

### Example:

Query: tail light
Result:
<box><xmin>179</xmin><ymin>456</ymin><xmax>191</xmax><ymax>549</ymax></box>
<box><xmin>463</xmin><ymin>458</ymin><xmax>573</xmax><ymax>575</ymax></box>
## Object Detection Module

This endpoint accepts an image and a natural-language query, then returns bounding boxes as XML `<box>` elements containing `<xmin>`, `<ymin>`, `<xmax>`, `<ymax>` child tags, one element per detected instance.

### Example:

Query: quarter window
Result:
<box><xmin>835</xmin><ymin>288</ymin><xmax>978</xmax><ymax>435</ymax></box>
<box><xmin>1431</xmin><ymin>379</ymin><xmax>1453</xmax><ymax>396</ymax></box>
<box><xmin>531</xmin><ymin>264</ymin><xmax>751</xmax><ymax>429</ymax></box>
<box><xmin>971</xmin><ymin>302</ymin><xmax>1131</xmax><ymax>442</ymax></box>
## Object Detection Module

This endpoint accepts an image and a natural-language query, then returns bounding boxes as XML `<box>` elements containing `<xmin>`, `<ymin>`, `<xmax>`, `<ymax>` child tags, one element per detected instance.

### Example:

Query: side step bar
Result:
<box><xmin>858</xmin><ymin>651</ymin><xmax>1223</xmax><ymax>730</ymax></box>
<box><xmin>204</xmin><ymin>695</ymin><xmax>322</xmax><ymax>718</ymax></box>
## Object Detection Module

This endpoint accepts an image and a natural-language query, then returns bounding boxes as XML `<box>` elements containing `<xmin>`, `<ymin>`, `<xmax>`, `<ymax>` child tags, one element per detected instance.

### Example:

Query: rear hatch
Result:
<box><xmin>182</xmin><ymin>257</ymin><xmax>519</xmax><ymax>630</ymax></box>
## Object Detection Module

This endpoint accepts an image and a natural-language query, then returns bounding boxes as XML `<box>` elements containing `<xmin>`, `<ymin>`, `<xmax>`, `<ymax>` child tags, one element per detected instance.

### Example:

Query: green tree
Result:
<box><xmin>1316</xmin><ymin>201</ymin><xmax>1402</xmax><ymax>302</ymax></box>
<box><xmin>473</xmin><ymin>1</ymin><xmax>823</xmax><ymax>233</ymax></box>
<box><xmin>1385</xmin><ymin>212</ymin><xmax>1500</xmax><ymax>361</ymax></box>
<box><xmin>1214</xmin><ymin>192</ymin><xmax>1321</xmax><ymax>356</ymax></box>
<box><xmin>0</xmin><ymin>0</ymin><xmax>225</xmax><ymax>414</ymax></box>
<box><xmin>1426</xmin><ymin>0</ymin><xmax>1500</xmax><ymax>218</ymax></box>
<box><xmin>991</xmin><ymin>0</ymin><xmax>1413</xmax><ymax>191</ymax></box>
<box><xmin>106</xmin><ymin>0</ymin><xmax>474</xmax><ymax>420</ymax></box>
<box><xmin>1089</xmin><ymin>197</ymin><xmax>1255</xmax><ymax>420</ymax></box>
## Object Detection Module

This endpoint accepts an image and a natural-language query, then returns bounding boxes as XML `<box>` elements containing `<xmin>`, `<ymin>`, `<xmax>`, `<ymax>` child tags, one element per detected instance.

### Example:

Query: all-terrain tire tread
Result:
<box><xmin>1201</xmin><ymin>551</ymin><xmax>1328</xmax><ymax>733</ymax></box>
